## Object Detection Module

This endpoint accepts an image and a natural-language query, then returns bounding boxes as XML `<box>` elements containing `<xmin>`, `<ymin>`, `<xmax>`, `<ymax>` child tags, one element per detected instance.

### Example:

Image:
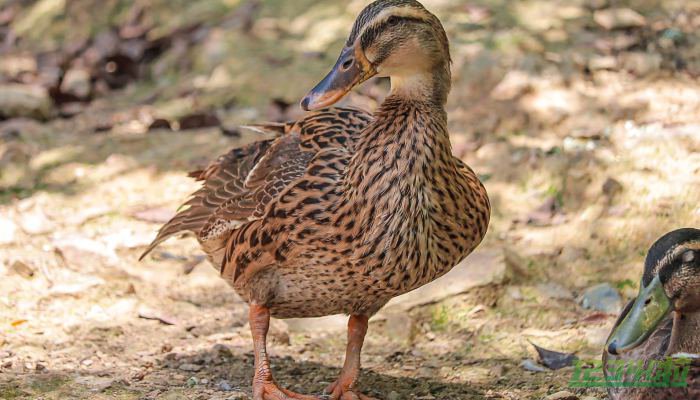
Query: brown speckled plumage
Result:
<box><xmin>143</xmin><ymin>1</ymin><xmax>490</xmax><ymax>398</ymax></box>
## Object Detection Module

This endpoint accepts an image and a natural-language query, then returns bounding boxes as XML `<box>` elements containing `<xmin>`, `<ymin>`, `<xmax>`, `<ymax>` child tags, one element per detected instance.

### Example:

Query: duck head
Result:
<box><xmin>607</xmin><ymin>228</ymin><xmax>700</xmax><ymax>355</ymax></box>
<box><xmin>301</xmin><ymin>0</ymin><xmax>451</xmax><ymax>111</ymax></box>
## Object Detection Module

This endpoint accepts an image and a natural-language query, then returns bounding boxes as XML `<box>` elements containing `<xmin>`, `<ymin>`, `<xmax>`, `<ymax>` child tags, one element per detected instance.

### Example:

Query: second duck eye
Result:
<box><xmin>387</xmin><ymin>16</ymin><xmax>400</xmax><ymax>26</ymax></box>
<box><xmin>342</xmin><ymin>58</ymin><xmax>354</xmax><ymax>70</ymax></box>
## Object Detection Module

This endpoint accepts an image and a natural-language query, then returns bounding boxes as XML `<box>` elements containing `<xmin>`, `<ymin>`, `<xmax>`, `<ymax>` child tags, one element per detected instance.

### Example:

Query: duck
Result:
<box><xmin>141</xmin><ymin>1</ymin><xmax>490</xmax><ymax>399</ymax></box>
<box><xmin>604</xmin><ymin>228</ymin><xmax>700</xmax><ymax>400</ymax></box>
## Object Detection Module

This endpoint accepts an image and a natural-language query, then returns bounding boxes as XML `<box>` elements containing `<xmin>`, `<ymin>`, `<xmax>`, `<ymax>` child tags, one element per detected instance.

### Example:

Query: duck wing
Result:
<box><xmin>140</xmin><ymin>107</ymin><xmax>372</xmax><ymax>264</ymax></box>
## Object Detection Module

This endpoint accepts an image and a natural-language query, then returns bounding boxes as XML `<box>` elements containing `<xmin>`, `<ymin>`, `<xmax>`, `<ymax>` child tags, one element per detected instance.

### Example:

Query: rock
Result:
<box><xmin>506</xmin><ymin>286</ymin><xmax>524</xmax><ymax>300</ymax></box>
<box><xmin>544</xmin><ymin>391</ymin><xmax>578</xmax><ymax>400</ymax></box>
<box><xmin>74</xmin><ymin>376</ymin><xmax>114</xmax><ymax>392</ymax></box>
<box><xmin>381</xmin><ymin>249</ymin><xmax>506</xmax><ymax>312</ymax></box>
<box><xmin>594</xmin><ymin>8</ymin><xmax>646</xmax><ymax>30</ymax></box>
<box><xmin>0</xmin><ymin>215</ymin><xmax>17</xmax><ymax>245</ymax></box>
<box><xmin>218</xmin><ymin>380</ymin><xmax>233</xmax><ymax>391</ymax></box>
<box><xmin>588</xmin><ymin>55</ymin><xmax>617</xmax><ymax>71</ymax></box>
<box><xmin>387</xmin><ymin>391</ymin><xmax>400</xmax><ymax>400</ymax></box>
<box><xmin>186</xmin><ymin>376</ymin><xmax>198</xmax><ymax>387</ymax></box>
<box><xmin>53</xmin><ymin>236</ymin><xmax>120</xmax><ymax>268</ymax></box>
<box><xmin>60</xmin><ymin>68</ymin><xmax>92</xmax><ymax>99</ymax></box>
<box><xmin>579</xmin><ymin>283</ymin><xmax>622</xmax><ymax>314</ymax></box>
<box><xmin>621</xmin><ymin>52</ymin><xmax>662</xmax><ymax>76</ymax></box>
<box><xmin>0</xmin><ymin>54</ymin><xmax>37</xmax><ymax>79</ymax></box>
<box><xmin>520</xmin><ymin>359</ymin><xmax>548</xmax><ymax>372</ymax></box>
<box><xmin>212</xmin><ymin>344</ymin><xmax>233</xmax><ymax>358</ymax></box>
<box><xmin>18</xmin><ymin>208</ymin><xmax>54</xmax><ymax>235</ymax></box>
<box><xmin>178</xmin><ymin>363</ymin><xmax>203</xmax><ymax>372</ymax></box>
<box><xmin>0</xmin><ymin>84</ymin><xmax>52</xmax><ymax>119</ymax></box>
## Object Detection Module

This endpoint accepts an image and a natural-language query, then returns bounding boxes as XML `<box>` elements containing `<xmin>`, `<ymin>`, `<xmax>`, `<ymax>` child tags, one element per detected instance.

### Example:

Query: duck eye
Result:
<box><xmin>342</xmin><ymin>58</ymin><xmax>354</xmax><ymax>70</ymax></box>
<box><xmin>644</xmin><ymin>298</ymin><xmax>652</xmax><ymax>305</ymax></box>
<box><xmin>387</xmin><ymin>16</ymin><xmax>400</xmax><ymax>26</ymax></box>
<box><xmin>682</xmin><ymin>250</ymin><xmax>696</xmax><ymax>263</ymax></box>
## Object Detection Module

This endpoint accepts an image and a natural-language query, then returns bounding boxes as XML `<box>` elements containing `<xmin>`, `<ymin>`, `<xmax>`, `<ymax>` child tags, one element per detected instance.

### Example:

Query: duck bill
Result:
<box><xmin>607</xmin><ymin>276</ymin><xmax>671</xmax><ymax>355</ymax></box>
<box><xmin>301</xmin><ymin>46</ymin><xmax>375</xmax><ymax>111</ymax></box>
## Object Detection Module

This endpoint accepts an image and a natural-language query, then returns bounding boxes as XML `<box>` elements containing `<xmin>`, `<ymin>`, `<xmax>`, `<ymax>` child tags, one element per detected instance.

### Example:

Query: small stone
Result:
<box><xmin>200</xmin><ymin>378</ymin><xmax>209</xmax><ymax>384</ymax></box>
<box><xmin>218</xmin><ymin>380</ymin><xmax>233</xmax><ymax>391</ymax></box>
<box><xmin>506</xmin><ymin>286</ymin><xmax>523</xmax><ymax>300</ymax></box>
<box><xmin>594</xmin><ymin>8</ymin><xmax>646</xmax><ymax>30</ymax></box>
<box><xmin>186</xmin><ymin>376</ymin><xmax>198</xmax><ymax>387</ymax></box>
<box><xmin>74</xmin><ymin>376</ymin><xmax>114</xmax><ymax>392</ymax></box>
<box><xmin>588</xmin><ymin>55</ymin><xmax>617</xmax><ymax>71</ymax></box>
<box><xmin>18</xmin><ymin>208</ymin><xmax>54</xmax><ymax>235</ymax></box>
<box><xmin>178</xmin><ymin>363</ymin><xmax>203</xmax><ymax>372</ymax></box>
<box><xmin>520</xmin><ymin>359</ymin><xmax>548</xmax><ymax>372</ymax></box>
<box><xmin>544</xmin><ymin>391</ymin><xmax>579</xmax><ymax>400</ymax></box>
<box><xmin>387</xmin><ymin>391</ymin><xmax>400</xmax><ymax>400</ymax></box>
<box><xmin>621</xmin><ymin>52</ymin><xmax>662</xmax><ymax>76</ymax></box>
<box><xmin>579</xmin><ymin>283</ymin><xmax>622</xmax><ymax>314</ymax></box>
<box><xmin>0</xmin><ymin>84</ymin><xmax>53</xmax><ymax>119</ymax></box>
<box><xmin>60</xmin><ymin>68</ymin><xmax>92</xmax><ymax>99</ymax></box>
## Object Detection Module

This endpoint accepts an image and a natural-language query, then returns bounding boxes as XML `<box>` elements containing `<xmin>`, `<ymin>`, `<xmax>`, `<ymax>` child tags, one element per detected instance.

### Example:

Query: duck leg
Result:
<box><xmin>249</xmin><ymin>304</ymin><xmax>318</xmax><ymax>400</ymax></box>
<box><xmin>325</xmin><ymin>315</ymin><xmax>376</xmax><ymax>400</ymax></box>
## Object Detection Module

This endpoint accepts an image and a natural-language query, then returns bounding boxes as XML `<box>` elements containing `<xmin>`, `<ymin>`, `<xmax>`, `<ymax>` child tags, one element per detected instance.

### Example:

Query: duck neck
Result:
<box><xmin>668</xmin><ymin>311</ymin><xmax>700</xmax><ymax>355</ymax></box>
<box><xmin>343</xmin><ymin>72</ymin><xmax>454</xmax><ymax>210</ymax></box>
<box><xmin>388</xmin><ymin>65</ymin><xmax>451</xmax><ymax>106</ymax></box>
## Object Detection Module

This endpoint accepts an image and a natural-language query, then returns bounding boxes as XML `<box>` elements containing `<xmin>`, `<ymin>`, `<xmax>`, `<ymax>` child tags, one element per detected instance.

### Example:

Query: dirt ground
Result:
<box><xmin>1</xmin><ymin>0</ymin><xmax>700</xmax><ymax>399</ymax></box>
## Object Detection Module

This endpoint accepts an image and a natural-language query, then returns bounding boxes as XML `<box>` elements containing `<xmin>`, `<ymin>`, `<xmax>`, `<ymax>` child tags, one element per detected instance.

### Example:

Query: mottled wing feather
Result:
<box><xmin>139</xmin><ymin>139</ymin><xmax>275</xmax><ymax>260</ymax></box>
<box><xmin>222</xmin><ymin>146</ymin><xmax>352</xmax><ymax>283</ymax></box>
<box><xmin>141</xmin><ymin>107</ymin><xmax>373</xmax><ymax>265</ymax></box>
<box><xmin>199</xmin><ymin>134</ymin><xmax>314</xmax><ymax>235</ymax></box>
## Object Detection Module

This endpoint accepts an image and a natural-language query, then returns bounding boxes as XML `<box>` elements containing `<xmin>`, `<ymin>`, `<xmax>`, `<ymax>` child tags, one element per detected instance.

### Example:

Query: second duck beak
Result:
<box><xmin>301</xmin><ymin>46</ymin><xmax>375</xmax><ymax>111</ymax></box>
<box><xmin>606</xmin><ymin>276</ymin><xmax>671</xmax><ymax>355</ymax></box>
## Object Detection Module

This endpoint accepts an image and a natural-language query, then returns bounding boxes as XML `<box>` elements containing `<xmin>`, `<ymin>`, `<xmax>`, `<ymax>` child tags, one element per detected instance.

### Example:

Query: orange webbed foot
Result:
<box><xmin>253</xmin><ymin>380</ymin><xmax>319</xmax><ymax>400</ymax></box>
<box><xmin>324</xmin><ymin>378</ymin><xmax>377</xmax><ymax>400</ymax></box>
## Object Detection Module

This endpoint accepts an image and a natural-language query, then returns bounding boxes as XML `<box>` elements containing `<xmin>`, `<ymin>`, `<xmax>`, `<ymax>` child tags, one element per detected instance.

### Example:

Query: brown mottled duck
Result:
<box><xmin>142</xmin><ymin>0</ymin><xmax>490</xmax><ymax>398</ymax></box>
<box><xmin>604</xmin><ymin>228</ymin><xmax>700</xmax><ymax>400</ymax></box>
